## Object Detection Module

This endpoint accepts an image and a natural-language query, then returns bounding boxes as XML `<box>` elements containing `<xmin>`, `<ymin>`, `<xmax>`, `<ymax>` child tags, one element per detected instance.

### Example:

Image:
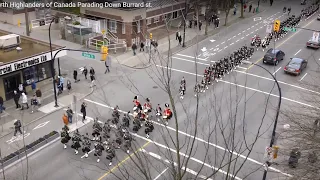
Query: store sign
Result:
<box><xmin>0</xmin><ymin>49</ymin><xmax>67</xmax><ymax>76</ymax></box>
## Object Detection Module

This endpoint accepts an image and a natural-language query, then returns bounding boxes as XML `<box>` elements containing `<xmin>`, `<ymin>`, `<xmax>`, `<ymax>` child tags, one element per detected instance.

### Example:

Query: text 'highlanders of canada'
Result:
<box><xmin>54</xmin><ymin>2</ymin><xmax>152</xmax><ymax>8</ymax></box>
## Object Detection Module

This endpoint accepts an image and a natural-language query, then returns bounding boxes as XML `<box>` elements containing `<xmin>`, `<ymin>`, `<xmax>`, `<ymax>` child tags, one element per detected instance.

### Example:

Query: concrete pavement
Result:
<box><xmin>1</xmin><ymin>0</ymin><xmax>319</xmax><ymax>179</ymax></box>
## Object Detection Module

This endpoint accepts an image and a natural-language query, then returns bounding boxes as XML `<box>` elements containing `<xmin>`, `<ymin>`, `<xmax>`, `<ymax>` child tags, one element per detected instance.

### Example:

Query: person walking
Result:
<box><xmin>13</xmin><ymin>119</ymin><xmax>22</xmax><ymax>136</ymax></box>
<box><xmin>21</xmin><ymin>92</ymin><xmax>29</xmax><ymax>110</ymax></box>
<box><xmin>73</xmin><ymin>69</ymin><xmax>78</xmax><ymax>83</ymax></box>
<box><xmin>176</xmin><ymin>31</ymin><xmax>180</xmax><ymax>40</ymax></box>
<box><xmin>249</xmin><ymin>4</ymin><xmax>252</xmax><ymax>12</ymax></box>
<box><xmin>80</xmin><ymin>102</ymin><xmax>87</xmax><ymax>123</ymax></box>
<box><xmin>67</xmin><ymin>80</ymin><xmax>72</xmax><ymax>93</ymax></box>
<box><xmin>288</xmin><ymin>7</ymin><xmax>291</xmax><ymax>15</ymax></box>
<box><xmin>89</xmin><ymin>67</ymin><xmax>95</xmax><ymax>77</ymax></box>
<box><xmin>82</xmin><ymin>66</ymin><xmax>88</xmax><ymax>79</ymax></box>
<box><xmin>62</xmin><ymin>113</ymin><xmax>69</xmax><ymax>126</ymax></box>
<box><xmin>13</xmin><ymin>91</ymin><xmax>20</xmax><ymax>109</ymax></box>
<box><xmin>199</xmin><ymin>21</ymin><xmax>202</xmax><ymax>30</ymax></box>
<box><xmin>140</xmin><ymin>41</ymin><xmax>145</xmax><ymax>51</ymax></box>
<box><xmin>0</xmin><ymin>96</ymin><xmax>4</xmax><ymax>113</ymax></box>
<box><xmin>31</xmin><ymin>79</ymin><xmax>36</xmax><ymax>93</ymax></box>
<box><xmin>81</xmin><ymin>133</ymin><xmax>91</xmax><ymax>158</ymax></box>
<box><xmin>154</xmin><ymin>40</ymin><xmax>158</xmax><ymax>52</ymax></box>
<box><xmin>71</xmin><ymin>129</ymin><xmax>82</xmax><ymax>155</ymax></box>
<box><xmin>132</xmin><ymin>43</ymin><xmax>137</xmax><ymax>55</ymax></box>
<box><xmin>104</xmin><ymin>59</ymin><xmax>110</xmax><ymax>73</ymax></box>
<box><xmin>244</xmin><ymin>4</ymin><xmax>247</xmax><ymax>12</ymax></box>
<box><xmin>35</xmin><ymin>88</ymin><xmax>42</xmax><ymax>105</ymax></box>
<box><xmin>30</xmin><ymin>94</ymin><xmax>38</xmax><ymax>113</ymax></box>
<box><xmin>66</xmin><ymin>107</ymin><xmax>73</xmax><ymax>123</ymax></box>
<box><xmin>59</xmin><ymin>76</ymin><xmax>64</xmax><ymax>91</ymax></box>
<box><xmin>178</xmin><ymin>35</ymin><xmax>182</xmax><ymax>45</ymax></box>
<box><xmin>60</xmin><ymin>125</ymin><xmax>70</xmax><ymax>149</ymax></box>
<box><xmin>90</xmin><ymin>74</ymin><xmax>96</xmax><ymax>88</ymax></box>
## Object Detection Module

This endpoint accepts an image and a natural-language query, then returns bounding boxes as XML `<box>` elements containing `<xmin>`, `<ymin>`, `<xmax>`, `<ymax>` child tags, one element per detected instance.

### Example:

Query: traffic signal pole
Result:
<box><xmin>149</xmin><ymin>33</ymin><xmax>152</xmax><ymax>63</ymax></box>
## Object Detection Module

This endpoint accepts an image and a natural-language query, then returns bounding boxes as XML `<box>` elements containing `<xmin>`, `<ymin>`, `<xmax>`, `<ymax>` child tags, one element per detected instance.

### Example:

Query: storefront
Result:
<box><xmin>0</xmin><ymin>49</ymin><xmax>67</xmax><ymax>100</ymax></box>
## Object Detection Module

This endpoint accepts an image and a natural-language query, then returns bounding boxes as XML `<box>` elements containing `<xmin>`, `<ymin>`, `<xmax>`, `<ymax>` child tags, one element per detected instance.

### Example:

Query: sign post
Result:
<box><xmin>283</xmin><ymin>27</ymin><xmax>297</xmax><ymax>32</ymax></box>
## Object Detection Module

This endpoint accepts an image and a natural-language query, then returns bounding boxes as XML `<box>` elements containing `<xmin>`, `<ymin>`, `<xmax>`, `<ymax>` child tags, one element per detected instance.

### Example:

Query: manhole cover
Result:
<box><xmin>153</xmin><ymin>86</ymin><xmax>158</xmax><ymax>89</ymax></box>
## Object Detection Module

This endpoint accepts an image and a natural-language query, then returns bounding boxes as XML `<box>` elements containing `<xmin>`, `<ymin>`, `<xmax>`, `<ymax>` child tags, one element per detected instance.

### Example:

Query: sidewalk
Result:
<box><xmin>110</xmin><ymin>0</ymin><xmax>267</xmax><ymax>68</ymax></box>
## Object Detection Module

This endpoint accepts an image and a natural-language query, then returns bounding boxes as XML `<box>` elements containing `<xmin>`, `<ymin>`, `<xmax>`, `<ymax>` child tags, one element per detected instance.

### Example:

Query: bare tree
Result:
<box><xmin>222</xmin><ymin>0</ymin><xmax>235</xmax><ymax>26</ymax></box>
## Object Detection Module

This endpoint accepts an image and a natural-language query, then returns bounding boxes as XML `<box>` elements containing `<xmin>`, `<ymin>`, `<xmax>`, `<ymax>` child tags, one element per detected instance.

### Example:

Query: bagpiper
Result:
<box><xmin>61</xmin><ymin>125</ymin><xmax>71</xmax><ymax>149</ymax></box>
<box><xmin>82</xmin><ymin>133</ymin><xmax>91</xmax><ymax>158</ymax></box>
<box><xmin>71</xmin><ymin>129</ymin><xmax>82</xmax><ymax>155</ymax></box>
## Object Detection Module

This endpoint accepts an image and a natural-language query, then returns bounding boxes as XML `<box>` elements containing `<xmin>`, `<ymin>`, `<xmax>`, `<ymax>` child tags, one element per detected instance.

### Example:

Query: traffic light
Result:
<box><xmin>149</xmin><ymin>33</ymin><xmax>152</xmax><ymax>39</ymax></box>
<box><xmin>101</xmin><ymin>45</ymin><xmax>108</xmax><ymax>61</ymax></box>
<box><xmin>273</xmin><ymin>146</ymin><xmax>279</xmax><ymax>159</ymax></box>
<box><xmin>273</xmin><ymin>20</ymin><xmax>280</xmax><ymax>32</ymax></box>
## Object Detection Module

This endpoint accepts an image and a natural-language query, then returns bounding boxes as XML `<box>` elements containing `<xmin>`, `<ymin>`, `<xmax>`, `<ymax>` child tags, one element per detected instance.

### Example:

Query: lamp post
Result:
<box><xmin>182</xmin><ymin>0</ymin><xmax>187</xmax><ymax>47</ymax></box>
<box><xmin>243</xmin><ymin>60</ymin><xmax>282</xmax><ymax>180</ymax></box>
<box><xmin>49</xmin><ymin>17</ymin><xmax>61</xmax><ymax>77</ymax></box>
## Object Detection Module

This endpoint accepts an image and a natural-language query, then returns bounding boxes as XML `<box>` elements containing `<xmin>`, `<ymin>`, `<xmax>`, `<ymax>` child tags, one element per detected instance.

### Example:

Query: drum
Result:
<box><xmin>144</xmin><ymin>109</ymin><xmax>148</xmax><ymax>113</ymax></box>
<box><xmin>163</xmin><ymin>115</ymin><xmax>167</xmax><ymax>119</ymax></box>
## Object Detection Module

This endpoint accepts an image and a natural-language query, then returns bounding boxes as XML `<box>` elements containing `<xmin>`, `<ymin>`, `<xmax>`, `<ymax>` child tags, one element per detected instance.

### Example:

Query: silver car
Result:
<box><xmin>306</xmin><ymin>38</ymin><xmax>320</xmax><ymax>49</ymax></box>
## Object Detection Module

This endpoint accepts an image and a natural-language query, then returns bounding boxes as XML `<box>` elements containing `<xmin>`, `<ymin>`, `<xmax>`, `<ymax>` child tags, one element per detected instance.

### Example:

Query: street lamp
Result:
<box><xmin>242</xmin><ymin>60</ymin><xmax>282</xmax><ymax>180</ymax></box>
<box><xmin>182</xmin><ymin>0</ymin><xmax>187</xmax><ymax>47</ymax></box>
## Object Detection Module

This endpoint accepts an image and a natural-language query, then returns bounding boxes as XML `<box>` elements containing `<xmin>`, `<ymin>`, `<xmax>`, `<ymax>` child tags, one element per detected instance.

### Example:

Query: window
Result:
<box><xmin>109</xmin><ymin>20</ymin><xmax>117</xmax><ymax>33</ymax></box>
<box><xmin>147</xmin><ymin>18</ymin><xmax>151</xmax><ymax>25</ymax></box>
<box><xmin>122</xmin><ymin>22</ymin><xmax>125</xmax><ymax>34</ymax></box>
<box><xmin>137</xmin><ymin>20</ymin><xmax>141</xmax><ymax>33</ymax></box>
<box><xmin>23</xmin><ymin>66</ymin><xmax>38</xmax><ymax>85</ymax></box>
<box><xmin>154</xmin><ymin>16</ymin><xmax>160</xmax><ymax>23</ymax></box>
<box><xmin>172</xmin><ymin>11</ymin><xmax>178</xmax><ymax>19</ymax></box>
<box><xmin>37</xmin><ymin>62</ymin><xmax>51</xmax><ymax>81</ymax></box>
<box><xmin>22</xmin><ymin>62</ymin><xmax>52</xmax><ymax>85</ymax></box>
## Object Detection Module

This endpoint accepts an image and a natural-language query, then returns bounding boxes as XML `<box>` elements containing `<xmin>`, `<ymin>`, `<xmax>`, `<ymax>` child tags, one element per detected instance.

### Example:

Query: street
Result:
<box><xmin>1</xmin><ymin>0</ymin><xmax>320</xmax><ymax>179</ymax></box>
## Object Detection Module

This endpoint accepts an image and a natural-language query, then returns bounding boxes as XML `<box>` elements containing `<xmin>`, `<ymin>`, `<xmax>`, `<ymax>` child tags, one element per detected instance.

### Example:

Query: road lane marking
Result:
<box><xmin>247</xmin><ymin>28</ymin><xmax>250</xmax><ymax>30</ymax></box>
<box><xmin>241</xmin><ymin>37</ymin><xmax>244</xmax><ymax>39</ymax></box>
<box><xmin>233</xmin><ymin>36</ymin><xmax>236</xmax><ymax>38</ymax></box>
<box><xmin>230</xmin><ymin>42</ymin><xmax>234</xmax><ymax>45</ymax></box>
<box><xmin>247</xmin><ymin>18</ymin><xmax>316</xmax><ymax>70</ymax></box>
<box><xmin>294</xmin><ymin>49</ymin><xmax>301</xmax><ymax>56</ymax></box>
<box><xmin>224</xmin><ymin>46</ymin><xmax>228</xmax><ymax>49</ymax></box>
<box><xmin>141</xmin><ymin>149</ymin><xmax>214</xmax><ymax>180</ymax></box>
<box><xmin>236</xmin><ymin>39</ymin><xmax>240</xmax><ymax>42</ymax></box>
<box><xmin>221</xmin><ymin>41</ymin><xmax>225</xmax><ymax>44</ymax></box>
<box><xmin>246</xmin><ymin>34</ymin><xmax>250</xmax><ymax>36</ymax></box>
<box><xmin>300</xmin><ymin>73</ymin><xmax>307</xmax><ymax>81</ymax></box>
<box><xmin>153</xmin><ymin>167</ymin><xmax>169</xmax><ymax>180</ymax></box>
<box><xmin>33</xmin><ymin>121</ymin><xmax>50</xmax><ymax>130</ymax></box>
<box><xmin>86</xmin><ymin>99</ymin><xmax>292</xmax><ymax>177</ymax></box>
<box><xmin>242</xmin><ymin>30</ymin><xmax>246</xmax><ymax>33</ymax></box>
<box><xmin>216</xmin><ymin>44</ymin><xmax>219</xmax><ymax>47</ymax></box>
<box><xmin>172</xmin><ymin>57</ymin><xmax>215</xmax><ymax>64</ymax></box>
<box><xmin>272</xmin><ymin>67</ymin><xmax>282</xmax><ymax>75</ymax></box>
<box><xmin>176</xmin><ymin>54</ymin><xmax>207</xmax><ymax>61</ymax></box>
<box><xmin>156</xmin><ymin>65</ymin><xmax>318</xmax><ymax>110</ymax></box>
<box><xmin>238</xmin><ymin>33</ymin><xmax>241</xmax><ymax>35</ymax></box>
<box><xmin>228</xmin><ymin>38</ymin><xmax>231</xmax><ymax>41</ymax></box>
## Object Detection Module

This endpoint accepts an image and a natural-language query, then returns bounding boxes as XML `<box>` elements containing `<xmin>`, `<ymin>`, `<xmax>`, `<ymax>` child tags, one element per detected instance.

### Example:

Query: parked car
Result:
<box><xmin>284</xmin><ymin>58</ymin><xmax>307</xmax><ymax>75</ymax></box>
<box><xmin>306</xmin><ymin>37</ymin><xmax>320</xmax><ymax>49</ymax></box>
<box><xmin>262</xmin><ymin>48</ymin><xmax>285</xmax><ymax>65</ymax></box>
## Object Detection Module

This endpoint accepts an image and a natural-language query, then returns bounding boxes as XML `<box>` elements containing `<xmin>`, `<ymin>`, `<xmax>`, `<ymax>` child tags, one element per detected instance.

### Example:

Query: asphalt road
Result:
<box><xmin>2</xmin><ymin>0</ymin><xmax>320</xmax><ymax>179</ymax></box>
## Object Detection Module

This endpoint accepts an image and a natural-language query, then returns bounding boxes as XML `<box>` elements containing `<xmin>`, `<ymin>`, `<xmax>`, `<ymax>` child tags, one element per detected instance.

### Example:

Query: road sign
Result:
<box><xmin>266</xmin><ymin>25</ymin><xmax>272</xmax><ymax>33</ymax></box>
<box><xmin>82</xmin><ymin>52</ymin><xmax>95</xmax><ymax>59</ymax></box>
<box><xmin>283</xmin><ymin>27</ymin><xmax>297</xmax><ymax>32</ymax></box>
<box><xmin>312</xmin><ymin>31</ymin><xmax>319</xmax><ymax>42</ymax></box>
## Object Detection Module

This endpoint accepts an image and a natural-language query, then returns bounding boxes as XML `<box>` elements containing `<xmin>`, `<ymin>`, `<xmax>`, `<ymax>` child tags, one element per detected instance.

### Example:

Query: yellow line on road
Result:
<box><xmin>247</xmin><ymin>18</ymin><xmax>316</xmax><ymax>70</ymax></box>
<box><xmin>97</xmin><ymin>141</ymin><xmax>150</xmax><ymax>180</ymax></box>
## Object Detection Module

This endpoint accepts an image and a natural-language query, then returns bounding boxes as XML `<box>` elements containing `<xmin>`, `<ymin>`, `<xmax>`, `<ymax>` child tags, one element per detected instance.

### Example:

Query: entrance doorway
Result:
<box><xmin>3</xmin><ymin>73</ymin><xmax>21</xmax><ymax>100</ymax></box>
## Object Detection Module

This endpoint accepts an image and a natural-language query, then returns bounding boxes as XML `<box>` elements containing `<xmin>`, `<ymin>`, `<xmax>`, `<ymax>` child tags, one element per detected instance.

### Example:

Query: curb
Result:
<box><xmin>163</xmin><ymin>8</ymin><xmax>267</xmax><ymax>56</ymax></box>
<box><xmin>0</xmin><ymin>88</ymin><xmax>94</xmax><ymax>139</ymax></box>
<box><xmin>119</xmin><ymin>62</ymin><xmax>153</xmax><ymax>69</ymax></box>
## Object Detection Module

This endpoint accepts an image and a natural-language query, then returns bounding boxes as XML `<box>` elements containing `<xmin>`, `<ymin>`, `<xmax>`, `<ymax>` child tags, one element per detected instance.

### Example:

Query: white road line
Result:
<box><xmin>218</xmin><ymin>50</ymin><xmax>222</xmax><ymax>52</ymax></box>
<box><xmin>241</xmin><ymin>37</ymin><xmax>244</xmax><ymax>39</ymax></box>
<box><xmin>228</xmin><ymin>38</ymin><xmax>231</xmax><ymax>41</ymax></box>
<box><xmin>85</xmin><ymin>99</ymin><xmax>292</xmax><ymax>177</ymax></box>
<box><xmin>210</xmin><ymin>48</ymin><xmax>213</xmax><ymax>50</ymax></box>
<box><xmin>216</xmin><ymin>44</ymin><xmax>219</xmax><ymax>47</ymax></box>
<box><xmin>136</xmin><ymin>137</ymin><xmax>242</xmax><ymax>179</ymax></box>
<box><xmin>238</xmin><ymin>33</ymin><xmax>241</xmax><ymax>35</ymax></box>
<box><xmin>236</xmin><ymin>39</ymin><xmax>240</xmax><ymax>42</ymax></box>
<box><xmin>224</xmin><ymin>46</ymin><xmax>228</xmax><ymax>49</ymax></box>
<box><xmin>247</xmin><ymin>28</ymin><xmax>250</xmax><ymax>30</ymax></box>
<box><xmin>272</xmin><ymin>67</ymin><xmax>282</xmax><ymax>75</ymax></box>
<box><xmin>242</xmin><ymin>30</ymin><xmax>245</xmax><ymax>33</ymax></box>
<box><xmin>176</xmin><ymin>54</ymin><xmax>207</xmax><ymax>61</ymax></box>
<box><xmin>142</xmin><ymin>149</ymin><xmax>214</xmax><ymax>180</ymax></box>
<box><xmin>221</xmin><ymin>41</ymin><xmax>225</xmax><ymax>44</ymax></box>
<box><xmin>294</xmin><ymin>49</ymin><xmax>301</xmax><ymax>56</ymax></box>
<box><xmin>237</xmin><ymin>66</ymin><xmax>248</xmax><ymax>70</ymax></box>
<box><xmin>156</xmin><ymin>65</ymin><xmax>318</xmax><ymax>110</ymax></box>
<box><xmin>300</xmin><ymin>73</ymin><xmax>307</xmax><ymax>81</ymax></box>
<box><xmin>251</xmin><ymin>25</ymin><xmax>254</xmax><ymax>28</ymax></box>
<box><xmin>153</xmin><ymin>167</ymin><xmax>169</xmax><ymax>180</ymax></box>
<box><xmin>230</xmin><ymin>42</ymin><xmax>234</xmax><ymax>45</ymax></box>
<box><xmin>233</xmin><ymin>36</ymin><xmax>236</xmax><ymax>38</ymax></box>
<box><xmin>172</xmin><ymin>57</ymin><xmax>215</xmax><ymax>64</ymax></box>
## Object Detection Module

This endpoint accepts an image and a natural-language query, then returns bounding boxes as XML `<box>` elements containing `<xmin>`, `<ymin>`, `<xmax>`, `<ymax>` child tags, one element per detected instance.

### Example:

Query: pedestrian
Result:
<box><xmin>0</xmin><ymin>96</ymin><xmax>4</xmax><ymax>113</ymax></box>
<box><xmin>154</xmin><ymin>40</ymin><xmax>158</xmax><ymax>52</ymax></box>
<box><xmin>145</xmin><ymin>120</ymin><xmax>154</xmax><ymax>138</ymax></box>
<box><xmin>18</xmin><ymin>84</ymin><xmax>23</xmax><ymax>94</ymax></box>
<box><xmin>80</xmin><ymin>102</ymin><xmax>86</xmax><ymax>123</ymax></box>
<box><xmin>140</xmin><ymin>41</ymin><xmax>144</xmax><ymax>51</ymax></box>
<box><xmin>216</xmin><ymin>18</ymin><xmax>220</xmax><ymax>28</ymax></box>
<box><xmin>59</xmin><ymin>76</ymin><xmax>64</xmax><ymax>91</ymax></box>
<box><xmin>35</xmin><ymin>88</ymin><xmax>42</xmax><ymax>105</ymax></box>
<box><xmin>20</xmin><ymin>92</ymin><xmax>29</xmax><ymax>110</ymax></box>
<box><xmin>62</xmin><ymin>113</ymin><xmax>68</xmax><ymax>126</ymax></box>
<box><xmin>31</xmin><ymin>79</ymin><xmax>36</xmax><ymax>93</ymax></box>
<box><xmin>199</xmin><ymin>21</ymin><xmax>202</xmax><ymax>30</ymax></box>
<box><xmin>30</xmin><ymin>94</ymin><xmax>38</xmax><ymax>113</ymax></box>
<box><xmin>132</xmin><ymin>43</ymin><xmax>137</xmax><ymax>55</ymax></box>
<box><xmin>249</xmin><ymin>4</ymin><xmax>252</xmax><ymax>12</ymax></box>
<box><xmin>82</xmin><ymin>66</ymin><xmax>88</xmax><ymax>79</ymax></box>
<box><xmin>13</xmin><ymin>90</ymin><xmax>20</xmax><ymax>109</ymax></box>
<box><xmin>89</xmin><ymin>67</ymin><xmax>95</xmax><ymax>76</ymax></box>
<box><xmin>189</xmin><ymin>20</ymin><xmax>192</xmax><ymax>28</ymax></box>
<box><xmin>288</xmin><ymin>7</ymin><xmax>291</xmax><ymax>15</ymax></box>
<box><xmin>81</xmin><ymin>133</ymin><xmax>91</xmax><ymax>158</ymax></box>
<box><xmin>244</xmin><ymin>4</ymin><xmax>247</xmax><ymax>12</ymax></box>
<box><xmin>94</xmin><ymin>137</ymin><xmax>104</xmax><ymax>162</ymax></box>
<box><xmin>90</xmin><ymin>74</ymin><xmax>96</xmax><ymax>88</ymax></box>
<box><xmin>60</xmin><ymin>125</ymin><xmax>70</xmax><ymax>149</ymax></box>
<box><xmin>66</xmin><ymin>107</ymin><xmax>73</xmax><ymax>123</ymax></box>
<box><xmin>123</xmin><ymin>131</ymin><xmax>132</xmax><ymax>153</ymax></box>
<box><xmin>13</xmin><ymin>119</ymin><xmax>23</xmax><ymax>136</ymax></box>
<box><xmin>178</xmin><ymin>35</ymin><xmax>182</xmax><ymax>45</ymax></box>
<box><xmin>270</xmin><ymin>0</ymin><xmax>273</xmax><ymax>6</ymax></box>
<box><xmin>73</xmin><ymin>69</ymin><xmax>78</xmax><ymax>83</ymax></box>
<box><xmin>176</xmin><ymin>31</ymin><xmax>180</xmax><ymax>40</ymax></box>
<box><xmin>104</xmin><ymin>59</ymin><xmax>110</xmax><ymax>73</ymax></box>
<box><xmin>71</xmin><ymin>129</ymin><xmax>82</xmax><ymax>155</ymax></box>
<box><xmin>92</xmin><ymin>118</ymin><xmax>102</xmax><ymax>140</ymax></box>
<box><xmin>105</xmin><ymin>145</ymin><xmax>115</xmax><ymax>166</ymax></box>
<box><xmin>234</xmin><ymin>5</ymin><xmax>237</xmax><ymax>15</ymax></box>
<box><xmin>102</xmin><ymin>122</ymin><xmax>111</xmax><ymax>141</ymax></box>
<box><xmin>194</xmin><ymin>20</ymin><xmax>197</xmax><ymax>28</ymax></box>
<box><xmin>67</xmin><ymin>80</ymin><xmax>72</xmax><ymax>93</ymax></box>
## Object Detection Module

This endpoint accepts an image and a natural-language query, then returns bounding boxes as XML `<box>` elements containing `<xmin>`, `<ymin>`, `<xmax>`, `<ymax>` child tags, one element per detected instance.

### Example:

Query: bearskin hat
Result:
<box><xmin>165</xmin><ymin>103</ymin><xmax>169</xmax><ymax>107</ymax></box>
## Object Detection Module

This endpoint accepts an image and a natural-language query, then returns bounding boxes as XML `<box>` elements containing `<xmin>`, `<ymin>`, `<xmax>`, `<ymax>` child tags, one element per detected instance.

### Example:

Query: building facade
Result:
<box><xmin>80</xmin><ymin>0</ymin><xmax>186</xmax><ymax>47</ymax></box>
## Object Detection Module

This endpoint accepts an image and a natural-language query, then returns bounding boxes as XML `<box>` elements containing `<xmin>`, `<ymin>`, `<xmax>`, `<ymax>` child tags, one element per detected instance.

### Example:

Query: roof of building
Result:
<box><xmin>0</xmin><ymin>30</ymin><xmax>62</xmax><ymax>64</ymax></box>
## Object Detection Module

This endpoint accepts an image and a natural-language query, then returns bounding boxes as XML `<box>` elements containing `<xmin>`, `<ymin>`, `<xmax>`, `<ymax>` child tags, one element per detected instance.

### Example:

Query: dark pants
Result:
<box><xmin>14</xmin><ymin>127</ymin><xmax>22</xmax><ymax>136</ymax></box>
<box><xmin>105</xmin><ymin>66</ymin><xmax>110</xmax><ymax>73</ymax></box>
<box><xmin>82</xmin><ymin>112</ymin><xmax>86</xmax><ymax>121</ymax></box>
<box><xmin>74</xmin><ymin>75</ymin><xmax>77</xmax><ymax>82</ymax></box>
<box><xmin>14</xmin><ymin>100</ymin><xmax>20</xmax><ymax>108</ymax></box>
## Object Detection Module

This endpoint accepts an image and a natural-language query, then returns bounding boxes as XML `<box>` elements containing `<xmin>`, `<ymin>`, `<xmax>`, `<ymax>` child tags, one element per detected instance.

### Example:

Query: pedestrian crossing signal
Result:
<box><xmin>273</xmin><ymin>20</ymin><xmax>280</xmax><ymax>32</ymax></box>
<box><xmin>101</xmin><ymin>45</ymin><xmax>108</xmax><ymax>61</ymax></box>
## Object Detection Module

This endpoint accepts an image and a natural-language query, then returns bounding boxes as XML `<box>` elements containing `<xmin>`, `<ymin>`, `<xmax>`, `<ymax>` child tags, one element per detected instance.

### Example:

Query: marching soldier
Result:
<box><xmin>82</xmin><ymin>133</ymin><xmax>91</xmax><ymax>158</ymax></box>
<box><xmin>123</xmin><ymin>131</ymin><xmax>133</xmax><ymax>153</ymax></box>
<box><xmin>105</xmin><ymin>145</ymin><xmax>116</xmax><ymax>166</ymax></box>
<box><xmin>92</xmin><ymin>117</ymin><xmax>102</xmax><ymax>141</ymax></box>
<box><xmin>94</xmin><ymin>137</ymin><xmax>105</xmax><ymax>163</ymax></box>
<box><xmin>71</xmin><ymin>129</ymin><xmax>82</xmax><ymax>155</ymax></box>
<box><xmin>179</xmin><ymin>83</ymin><xmax>186</xmax><ymax>99</ymax></box>
<box><xmin>163</xmin><ymin>103</ymin><xmax>172</xmax><ymax>125</ymax></box>
<box><xmin>145</xmin><ymin>120</ymin><xmax>154</xmax><ymax>138</ymax></box>
<box><xmin>61</xmin><ymin>125</ymin><xmax>71</xmax><ymax>149</ymax></box>
<box><xmin>122</xmin><ymin>111</ymin><xmax>130</xmax><ymax>128</ymax></box>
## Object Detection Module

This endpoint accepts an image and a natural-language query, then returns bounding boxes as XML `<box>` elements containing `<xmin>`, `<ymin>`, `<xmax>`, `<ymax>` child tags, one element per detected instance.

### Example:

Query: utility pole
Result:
<box><xmin>24</xmin><ymin>0</ymin><xmax>30</xmax><ymax>36</ymax></box>
<box><xmin>182</xmin><ymin>0</ymin><xmax>187</xmax><ymax>47</ymax></box>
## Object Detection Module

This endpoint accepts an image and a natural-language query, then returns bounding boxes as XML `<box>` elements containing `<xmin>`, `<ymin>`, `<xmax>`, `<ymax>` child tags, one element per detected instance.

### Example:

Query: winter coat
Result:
<box><xmin>21</xmin><ymin>93</ymin><xmax>27</xmax><ymax>104</ymax></box>
<box><xmin>63</xmin><ymin>115</ymin><xmax>68</xmax><ymax>125</ymax></box>
<box><xmin>80</xmin><ymin>104</ymin><xmax>86</xmax><ymax>115</ymax></box>
<box><xmin>0</xmin><ymin>96</ymin><xmax>3</xmax><ymax>105</ymax></box>
<box><xmin>35</xmin><ymin>90</ymin><xmax>42</xmax><ymax>97</ymax></box>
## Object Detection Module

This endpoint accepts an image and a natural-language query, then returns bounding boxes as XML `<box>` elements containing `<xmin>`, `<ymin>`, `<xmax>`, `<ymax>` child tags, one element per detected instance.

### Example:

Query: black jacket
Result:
<box><xmin>14</xmin><ymin>93</ymin><xmax>20</xmax><ymax>101</ymax></box>
<box><xmin>0</xmin><ymin>96</ymin><xmax>3</xmax><ymax>105</ymax></box>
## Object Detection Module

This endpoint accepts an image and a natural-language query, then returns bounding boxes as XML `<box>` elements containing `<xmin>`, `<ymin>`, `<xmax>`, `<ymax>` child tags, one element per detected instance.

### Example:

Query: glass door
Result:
<box><xmin>3</xmin><ymin>73</ymin><xmax>21</xmax><ymax>100</ymax></box>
